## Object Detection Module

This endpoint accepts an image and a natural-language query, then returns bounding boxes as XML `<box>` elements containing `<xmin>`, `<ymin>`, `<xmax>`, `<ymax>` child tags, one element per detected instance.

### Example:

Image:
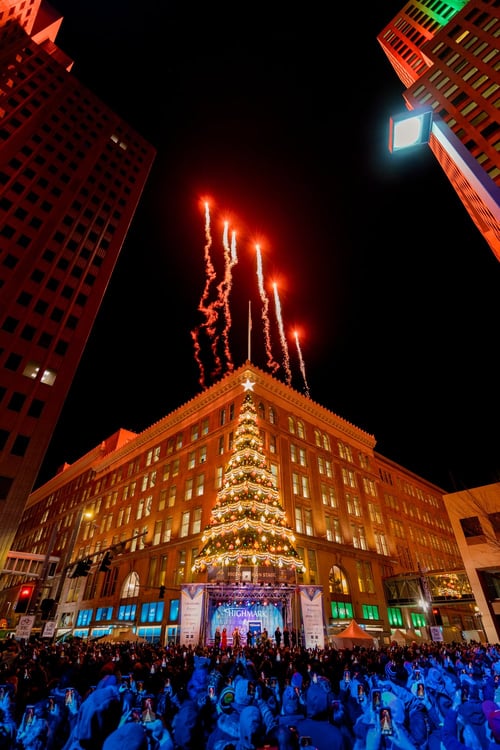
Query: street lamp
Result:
<box><xmin>388</xmin><ymin>108</ymin><xmax>433</xmax><ymax>153</ymax></box>
<box><xmin>51</xmin><ymin>507</ymin><xmax>94</xmax><ymax>626</ymax></box>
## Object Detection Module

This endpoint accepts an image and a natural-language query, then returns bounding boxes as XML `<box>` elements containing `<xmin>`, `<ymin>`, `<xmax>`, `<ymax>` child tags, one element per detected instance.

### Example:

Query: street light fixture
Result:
<box><xmin>388</xmin><ymin>108</ymin><xmax>433</xmax><ymax>153</ymax></box>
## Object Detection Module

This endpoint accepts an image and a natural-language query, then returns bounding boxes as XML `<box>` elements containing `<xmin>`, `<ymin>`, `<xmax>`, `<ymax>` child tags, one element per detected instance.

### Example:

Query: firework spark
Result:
<box><xmin>191</xmin><ymin>202</ymin><xmax>221</xmax><ymax>387</ymax></box>
<box><xmin>212</xmin><ymin>222</ymin><xmax>238</xmax><ymax>374</ymax></box>
<box><xmin>294</xmin><ymin>330</ymin><xmax>310</xmax><ymax>398</ymax></box>
<box><xmin>255</xmin><ymin>245</ymin><xmax>279</xmax><ymax>373</ymax></box>
<box><xmin>273</xmin><ymin>282</ymin><xmax>292</xmax><ymax>386</ymax></box>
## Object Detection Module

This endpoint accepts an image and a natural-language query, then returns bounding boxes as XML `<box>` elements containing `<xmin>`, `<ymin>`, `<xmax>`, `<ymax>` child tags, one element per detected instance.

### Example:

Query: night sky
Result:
<box><xmin>37</xmin><ymin>1</ymin><xmax>500</xmax><ymax>493</ymax></box>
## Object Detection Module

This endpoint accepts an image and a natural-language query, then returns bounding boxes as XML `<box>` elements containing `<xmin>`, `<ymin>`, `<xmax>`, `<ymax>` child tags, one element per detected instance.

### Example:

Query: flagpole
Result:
<box><xmin>248</xmin><ymin>300</ymin><xmax>252</xmax><ymax>362</ymax></box>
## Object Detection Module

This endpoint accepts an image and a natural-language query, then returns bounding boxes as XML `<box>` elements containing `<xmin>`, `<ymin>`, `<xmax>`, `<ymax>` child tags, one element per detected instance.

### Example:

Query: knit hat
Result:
<box><xmin>483</xmin><ymin>700</ymin><xmax>500</xmax><ymax>742</ymax></box>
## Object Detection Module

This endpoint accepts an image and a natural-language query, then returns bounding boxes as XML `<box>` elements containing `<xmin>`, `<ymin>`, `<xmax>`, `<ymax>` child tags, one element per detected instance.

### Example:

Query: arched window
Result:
<box><xmin>258</xmin><ymin>402</ymin><xmax>265</xmax><ymax>419</ymax></box>
<box><xmin>269</xmin><ymin>406</ymin><xmax>276</xmax><ymax>425</ymax></box>
<box><xmin>329</xmin><ymin>564</ymin><xmax>349</xmax><ymax>596</ymax></box>
<box><xmin>121</xmin><ymin>570</ymin><xmax>140</xmax><ymax>598</ymax></box>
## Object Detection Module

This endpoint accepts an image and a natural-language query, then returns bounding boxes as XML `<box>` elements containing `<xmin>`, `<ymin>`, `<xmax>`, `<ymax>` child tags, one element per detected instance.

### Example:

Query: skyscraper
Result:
<box><xmin>378</xmin><ymin>0</ymin><xmax>500</xmax><ymax>259</ymax></box>
<box><xmin>0</xmin><ymin>1</ymin><xmax>156</xmax><ymax>569</ymax></box>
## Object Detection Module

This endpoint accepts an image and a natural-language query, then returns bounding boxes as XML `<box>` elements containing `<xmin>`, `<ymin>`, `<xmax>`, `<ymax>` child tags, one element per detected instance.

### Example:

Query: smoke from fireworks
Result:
<box><xmin>191</xmin><ymin>201</ymin><xmax>217</xmax><ymax>388</ymax></box>
<box><xmin>192</xmin><ymin>199</ymin><xmax>310</xmax><ymax>394</ymax></box>
<box><xmin>255</xmin><ymin>245</ymin><xmax>280</xmax><ymax>373</ymax></box>
<box><xmin>294</xmin><ymin>330</ymin><xmax>310</xmax><ymax>398</ymax></box>
<box><xmin>212</xmin><ymin>222</ymin><xmax>238</xmax><ymax>374</ymax></box>
<box><xmin>273</xmin><ymin>282</ymin><xmax>292</xmax><ymax>386</ymax></box>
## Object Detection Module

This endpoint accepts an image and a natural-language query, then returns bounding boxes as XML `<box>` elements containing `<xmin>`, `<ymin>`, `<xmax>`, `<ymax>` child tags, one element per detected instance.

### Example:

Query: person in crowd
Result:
<box><xmin>3</xmin><ymin>633</ymin><xmax>500</xmax><ymax>750</ymax></box>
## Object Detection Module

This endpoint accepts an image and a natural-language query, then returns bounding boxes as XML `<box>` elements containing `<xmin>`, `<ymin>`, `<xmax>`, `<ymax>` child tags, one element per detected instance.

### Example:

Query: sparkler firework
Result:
<box><xmin>192</xmin><ymin>199</ymin><xmax>309</xmax><ymax>395</ymax></box>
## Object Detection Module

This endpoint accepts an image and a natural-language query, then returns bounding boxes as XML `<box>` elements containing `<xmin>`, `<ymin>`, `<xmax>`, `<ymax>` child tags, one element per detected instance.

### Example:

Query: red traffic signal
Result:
<box><xmin>432</xmin><ymin>607</ymin><xmax>443</xmax><ymax>626</ymax></box>
<box><xmin>15</xmin><ymin>585</ymin><xmax>34</xmax><ymax>614</ymax></box>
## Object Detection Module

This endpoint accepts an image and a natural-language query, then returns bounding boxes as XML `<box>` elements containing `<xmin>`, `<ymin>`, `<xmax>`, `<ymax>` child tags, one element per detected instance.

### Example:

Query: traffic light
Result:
<box><xmin>70</xmin><ymin>558</ymin><xmax>92</xmax><ymax>578</ymax></box>
<box><xmin>432</xmin><ymin>607</ymin><xmax>443</xmax><ymax>626</ymax></box>
<box><xmin>159</xmin><ymin>585</ymin><xmax>165</xmax><ymax>599</ymax></box>
<box><xmin>99</xmin><ymin>551</ymin><xmax>113</xmax><ymax>573</ymax></box>
<box><xmin>40</xmin><ymin>598</ymin><xmax>55</xmax><ymax>620</ymax></box>
<box><xmin>15</xmin><ymin>585</ymin><xmax>34</xmax><ymax>614</ymax></box>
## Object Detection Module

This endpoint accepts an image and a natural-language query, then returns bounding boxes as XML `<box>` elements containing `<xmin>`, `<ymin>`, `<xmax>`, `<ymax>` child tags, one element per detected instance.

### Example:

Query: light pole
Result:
<box><xmin>51</xmin><ymin>506</ymin><xmax>93</xmax><ymax>629</ymax></box>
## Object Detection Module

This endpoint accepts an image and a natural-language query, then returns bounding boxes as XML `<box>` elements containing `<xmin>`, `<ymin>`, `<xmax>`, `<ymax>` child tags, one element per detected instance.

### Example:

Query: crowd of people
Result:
<box><xmin>1</xmin><ymin>632</ymin><xmax>500</xmax><ymax>750</ymax></box>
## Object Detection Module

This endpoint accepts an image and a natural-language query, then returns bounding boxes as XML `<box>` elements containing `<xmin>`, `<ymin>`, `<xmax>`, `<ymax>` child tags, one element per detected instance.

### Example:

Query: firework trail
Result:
<box><xmin>294</xmin><ymin>330</ymin><xmax>310</xmax><ymax>398</ymax></box>
<box><xmin>191</xmin><ymin>202</ymin><xmax>220</xmax><ymax>387</ymax></box>
<box><xmin>212</xmin><ymin>222</ymin><xmax>238</xmax><ymax>375</ymax></box>
<box><xmin>255</xmin><ymin>245</ymin><xmax>280</xmax><ymax>373</ymax></box>
<box><xmin>273</xmin><ymin>282</ymin><xmax>292</xmax><ymax>386</ymax></box>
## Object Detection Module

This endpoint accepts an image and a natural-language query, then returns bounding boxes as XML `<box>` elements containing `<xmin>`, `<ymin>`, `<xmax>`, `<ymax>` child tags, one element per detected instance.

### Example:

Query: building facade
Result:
<box><xmin>1</xmin><ymin>363</ymin><xmax>480</xmax><ymax>645</ymax></box>
<box><xmin>378</xmin><ymin>0</ymin><xmax>500</xmax><ymax>260</ymax></box>
<box><xmin>443</xmin><ymin>482</ymin><xmax>500</xmax><ymax>644</ymax></box>
<box><xmin>0</xmin><ymin>0</ymin><xmax>156</xmax><ymax>571</ymax></box>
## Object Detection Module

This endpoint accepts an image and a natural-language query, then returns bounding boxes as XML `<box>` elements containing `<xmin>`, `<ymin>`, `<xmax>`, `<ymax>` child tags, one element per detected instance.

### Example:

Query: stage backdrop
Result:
<box><xmin>179</xmin><ymin>584</ymin><xmax>325</xmax><ymax>648</ymax></box>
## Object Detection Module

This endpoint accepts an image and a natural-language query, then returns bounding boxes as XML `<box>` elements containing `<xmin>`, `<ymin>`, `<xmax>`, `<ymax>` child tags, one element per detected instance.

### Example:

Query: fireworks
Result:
<box><xmin>191</xmin><ymin>199</ymin><xmax>310</xmax><ymax>394</ymax></box>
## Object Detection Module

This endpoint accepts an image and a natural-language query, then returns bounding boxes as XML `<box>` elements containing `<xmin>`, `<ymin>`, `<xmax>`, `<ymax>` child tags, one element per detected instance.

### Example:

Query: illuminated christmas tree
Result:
<box><xmin>193</xmin><ymin>377</ymin><xmax>305</xmax><ymax>578</ymax></box>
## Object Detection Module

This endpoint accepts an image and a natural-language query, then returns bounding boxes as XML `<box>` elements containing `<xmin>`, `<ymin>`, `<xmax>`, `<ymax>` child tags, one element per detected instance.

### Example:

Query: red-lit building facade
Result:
<box><xmin>1</xmin><ymin>364</ymin><xmax>483</xmax><ymax>645</ymax></box>
<box><xmin>0</xmin><ymin>0</ymin><xmax>156</xmax><ymax>571</ymax></box>
<box><xmin>378</xmin><ymin>0</ymin><xmax>500</xmax><ymax>260</ymax></box>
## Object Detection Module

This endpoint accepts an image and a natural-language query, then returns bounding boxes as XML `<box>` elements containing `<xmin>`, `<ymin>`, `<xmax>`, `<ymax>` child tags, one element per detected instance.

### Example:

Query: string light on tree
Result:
<box><xmin>193</xmin><ymin>376</ymin><xmax>305</xmax><ymax>575</ymax></box>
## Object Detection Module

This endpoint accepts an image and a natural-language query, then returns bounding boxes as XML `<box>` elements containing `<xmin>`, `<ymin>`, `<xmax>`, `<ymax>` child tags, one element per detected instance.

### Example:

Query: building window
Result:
<box><xmin>95</xmin><ymin>607</ymin><xmax>113</xmax><ymax>622</ymax></box>
<box><xmin>292</xmin><ymin>472</ymin><xmax>310</xmax><ymax>498</ymax></box>
<box><xmin>411</xmin><ymin>612</ymin><xmax>426</xmax><ymax>628</ymax></box>
<box><xmin>185</xmin><ymin>478</ymin><xmax>193</xmax><ymax>501</ymax></box>
<box><xmin>76</xmin><ymin>609</ymin><xmax>93</xmax><ymax>626</ymax></box>
<box><xmin>459</xmin><ymin>516</ymin><xmax>484</xmax><ymax>538</ymax></box>
<box><xmin>168</xmin><ymin>486</ymin><xmax>176</xmax><ymax>506</ymax></box>
<box><xmin>318</xmin><ymin>456</ymin><xmax>333</xmax><ymax>478</ymax></box>
<box><xmin>304</xmin><ymin>509</ymin><xmax>313</xmax><ymax>536</ymax></box>
<box><xmin>346</xmin><ymin>493</ymin><xmax>362</xmax><ymax>516</ymax></box>
<box><xmin>342</xmin><ymin>468</ymin><xmax>357</xmax><ymax>488</ymax></box>
<box><xmin>374</xmin><ymin>531</ymin><xmax>389</xmax><ymax>556</ymax></box>
<box><xmin>351</xmin><ymin>523</ymin><xmax>368</xmax><ymax>550</ymax></box>
<box><xmin>325</xmin><ymin>516</ymin><xmax>343</xmax><ymax>544</ymax></box>
<box><xmin>195</xmin><ymin>474</ymin><xmax>204</xmax><ymax>496</ymax></box>
<box><xmin>169</xmin><ymin>599</ymin><xmax>179</xmax><ymax>622</ymax></box>
<box><xmin>117</xmin><ymin>604</ymin><xmax>136</xmax><ymax>621</ymax></box>
<box><xmin>338</xmin><ymin>441</ymin><xmax>353</xmax><ymax>462</ymax></box>
<box><xmin>356</xmin><ymin>560</ymin><xmax>375</xmax><ymax>593</ymax></box>
<box><xmin>329</xmin><ymin>565</ymin><xmax>349</xmax><ymax>595</ymax></box>
<box><xmin>387</xmin><ymin>607</ymin><xmax>403</xmax><ymax>627</ymax></box>
<box><xmin>164</xmin><ymin>518</ymin><xmax>172</xmax><ymax>543</ymax></box>
<box><xmin>192</xmin><ymin>507</ymin><xmax>202</xmax><ymax>534</ymax></box>
<box><xmin>180</xmin><ymin>512</ymin><xmax>190</xmax><ymax>538</ymax></box>
<box><xmin>140</xmin><ymin>601</ymin><xmax>164</xmax><ymax>623</ymax></box>
<box><xmin>321</xmin><ymin>484</ymin><xmax>337</xmax><ymax>507</ymax></box>
<box><xmin>188</xmin><ymin>451</ymin><xmax>195</xmax><ymax>470</ymax></box>
<box><xmin>363</xmin><ymin>477</ymin><xmax>378</xmax><ymax>497</ymax></box>
<box><xmin>295</xmin><ymin>506</ymin><xmax>303</xmax><ymax>534</ymax></box>
<box><xmin>362</xmin><ymin>604</ymin><xmax>379</xmax><ymax>620</ymax></box>
<box><xmin>331</xmin><ymin>601</ymin><xmax>353</xmax><ymax>619</ymax></box>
